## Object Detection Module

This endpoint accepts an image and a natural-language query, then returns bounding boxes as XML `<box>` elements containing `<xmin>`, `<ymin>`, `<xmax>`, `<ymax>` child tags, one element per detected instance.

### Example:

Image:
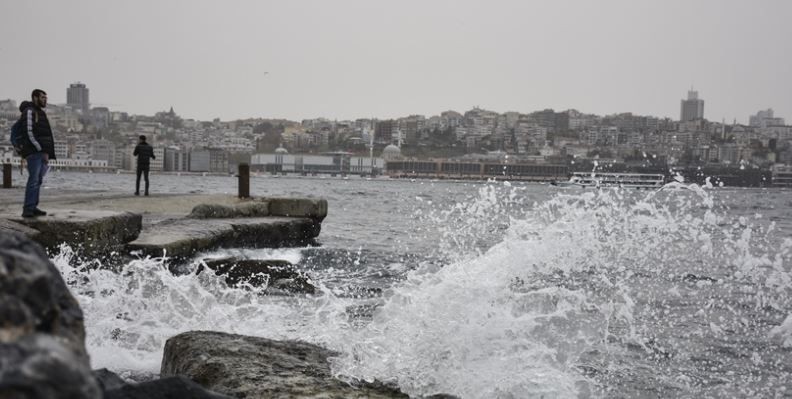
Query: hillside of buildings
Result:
<box><xmin>1</xmin><ymin>87</ymin><xmax>791</xmax><ymax>186</ymax></box>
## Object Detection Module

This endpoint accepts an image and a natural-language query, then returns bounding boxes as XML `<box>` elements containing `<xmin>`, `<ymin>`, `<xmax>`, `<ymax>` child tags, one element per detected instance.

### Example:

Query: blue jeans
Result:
<box><xmin>23</xmin><ymin>152</ymin><xmax>46</xmax><ymax>211</ymax></box>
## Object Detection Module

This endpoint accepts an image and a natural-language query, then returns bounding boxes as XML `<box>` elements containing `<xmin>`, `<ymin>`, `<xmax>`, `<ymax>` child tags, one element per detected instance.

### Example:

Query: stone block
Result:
<box><xmin>266</xmin><ymin>198</ymin><xmax>328</xmax><ymax>221</ymax></box>
<box><xmin>161</xmin><ymin>331</ymin><xmax>408</xmax><ymax>399</ymax></box>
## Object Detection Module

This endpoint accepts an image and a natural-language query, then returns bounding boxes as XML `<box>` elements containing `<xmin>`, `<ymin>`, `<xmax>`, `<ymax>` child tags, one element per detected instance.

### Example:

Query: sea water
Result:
<box><xmin>43</xmin><ymin>172</ymin><xmax>792</xmax><ymax>398</ymax></box>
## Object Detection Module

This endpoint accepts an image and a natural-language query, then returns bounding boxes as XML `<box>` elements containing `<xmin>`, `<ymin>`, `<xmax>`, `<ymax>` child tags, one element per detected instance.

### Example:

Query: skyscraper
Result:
<box><xmin>67</xmin><ymin>82</ymin><xmax>90</xmax><ymax>113</ymax></box>
<box><xmin>680</xmin><ymin>89</ymin><xmax>704</xmax><ymax>122</ymax></box>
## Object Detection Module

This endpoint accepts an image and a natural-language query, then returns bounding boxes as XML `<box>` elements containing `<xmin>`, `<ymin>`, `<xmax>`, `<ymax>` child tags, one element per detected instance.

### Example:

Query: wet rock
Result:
<box><xmin>200</xmin><ymin>257</ymin><xmax>316</xmax><ymax>294</ymax></box>
<box><xmin>0</xmin><ymin>218</ymin><xmax>40</xmax><ymax>239</ymax></box>
<box><xmin>161</xmin><ymin>330</ymin><xmax>409</xmax><ymax>399</ymax></box>
<box><xmin>0</xmin><ymin>231</ymin><xmax>101</xmax><ymax>398</ymax></box>
<box><xmin>0</xmin><ymin>334</ymin><xmax>102</xmax><ymax>399</ymax></box>
<box><xmin>10</xmin><ymin>210</ymin><xmax>141</xmax><ymax>256</ymax></box>
<box><xmin>104</xmin><ymin>376</ymin><xmax>232</xmax><ymax>399</ymax></box>
<box><xmin>188</xmin><ymin>202</ymin><xmax>270</xmax><ymax>219</ymax></box>
<box><xmin>93</xmin><ymin>368</ymin><xmax>128</xmax><ymax>391</ymax></box>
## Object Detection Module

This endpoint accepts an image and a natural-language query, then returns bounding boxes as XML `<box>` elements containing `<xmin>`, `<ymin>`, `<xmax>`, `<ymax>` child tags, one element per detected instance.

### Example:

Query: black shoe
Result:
<box><xmin>134</xmin><ymin>192</ymin><xmax>140</xmax><ymax>196</ymax></box>
<box><xmin>33</xmin><ymin>208</ymin><xmax>47</xmax><ymax>216</ymax></box>
<box><xmin>21</xmin><ymin>210</ymin><xmax>36</xmax><ymax>218</ymax></box>
<box><xmin>144</xmin><ymin>192</ymin><xmax>149</xmax><ymax>196</ymax></box>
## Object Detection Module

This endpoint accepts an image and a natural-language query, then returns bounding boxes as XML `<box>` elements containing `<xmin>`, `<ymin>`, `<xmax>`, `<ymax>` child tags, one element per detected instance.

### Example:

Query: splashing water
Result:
<box><xmin>52</xmin><ymin>183</ymin><xmax>792</xmax><ymax>397</ymax></box>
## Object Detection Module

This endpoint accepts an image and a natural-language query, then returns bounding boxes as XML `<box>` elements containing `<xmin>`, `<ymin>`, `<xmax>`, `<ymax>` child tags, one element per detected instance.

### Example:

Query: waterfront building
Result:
<box><xmin>90</xmin><ymin>139</ymin><xmax>115</xmax><ymax>165</ymax></box>
<box><xmin>53</xmin><ymin>139</ymin><xmax>69</xmax><ymax>159</ymax></box>
<box><xmin>164</xmin><ymin>147</ymin><xmax>190</xmax><ymax>172</ymax></box>
<box><xmin>189</xmin><ymin>149</ymin><xmax>211</xmax><ymax>172</ymax></box>
<box><xmin>772</xmin><ymin>164</ymin><xmax>792</xmax><ymax>187</ymax></box>
<box><xmin>381</xmin><ymin>143</ymin><xmax>402</xmax><ymax>161</ymax></box>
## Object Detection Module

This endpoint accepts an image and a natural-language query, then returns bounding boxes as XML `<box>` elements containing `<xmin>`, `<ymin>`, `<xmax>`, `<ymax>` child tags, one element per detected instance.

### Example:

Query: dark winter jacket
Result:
<box><xmin>18</xmin><ymin>101</ymin><xmax>56</xmax><ymax>159</ymax></box>
<box><xmin>133</xmin><ymin>142</ymin><xmax>155</xmax><ymax>169</ymax></box>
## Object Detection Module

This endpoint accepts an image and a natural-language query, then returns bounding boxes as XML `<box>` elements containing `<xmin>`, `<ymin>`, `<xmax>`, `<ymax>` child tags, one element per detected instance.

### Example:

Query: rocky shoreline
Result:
<box><xmin>0</xmin><ymin>231</ymin><xmax>462</xmax><ymax>398</ymax></box>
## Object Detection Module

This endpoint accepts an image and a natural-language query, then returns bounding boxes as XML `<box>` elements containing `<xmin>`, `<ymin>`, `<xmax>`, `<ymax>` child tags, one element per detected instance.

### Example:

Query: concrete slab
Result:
<box><xmin>0</xmin><ymin>191</ymin><xmax>326</xmax><ymax>261</ymax></box>
<box><xmin>127</xmin><ymin>216</ymin><xmax>321</xmax><ymax>260</ymax></box>
<box><xmin>6</xmin><ymin>210</ymin><xmax>141</xmax><ymax>256</ymax></box>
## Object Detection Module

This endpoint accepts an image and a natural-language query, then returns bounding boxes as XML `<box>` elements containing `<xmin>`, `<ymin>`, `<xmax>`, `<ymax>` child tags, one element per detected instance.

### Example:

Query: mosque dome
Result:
<box><xmin>381</xmin><ymin>144</ymin><xmax>402</xmax><ymax>160</ymax></box>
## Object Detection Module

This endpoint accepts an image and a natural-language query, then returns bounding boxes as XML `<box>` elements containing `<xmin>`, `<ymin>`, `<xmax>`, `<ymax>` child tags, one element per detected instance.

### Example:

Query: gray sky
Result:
<box><xmin>1</xmin><ymin>0</ymin><xmax>790</xmax><ymax>123</ymax></box>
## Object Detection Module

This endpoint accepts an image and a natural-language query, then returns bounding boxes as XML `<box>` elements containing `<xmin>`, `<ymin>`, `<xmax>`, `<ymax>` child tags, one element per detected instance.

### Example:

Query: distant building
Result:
<box><xmin>749</xmin><ymin>108</ymin><xmax>785</xmax><ymax>128</ymax></box>
<box><xmin>150</xmin><ymin>147</ymin><xmax>165</xmax><ymax>171</ymax></box>
<box><xmin>374</xmin><ymin>120</ymin><xmax>396</xmax><ymax>144</ymax></box>
<box><xmin>164</xmin><ymin>147</ymin><xmax>190</xmax><ymax>171</ymax></box>
<box><xmin>189</xmin><ymin>148</ymin><xmax>227</xmax><ymax>172</ymax></box>
<box><xmin>680</xmin><ymin>90</ymin><xmax>704</xmax><ymax>121</ymax></box>
<box><xmin>91</xmin><ymin>107</ymin><xmax>111</xmax><ymax>129</ymax></box>
<box><xmin>0</xmin><ymin>99</ymin><xmax>17</xmax><ymax>120</ymax></box>
<box><xmin>53</xmin><ymin>139</ymin><xmax>69</xmax><ymax>159</ymax></box>
<box><xmin>90</xmin><ymin>139</ymin><xmax>115</xmax><ymax>164</ymax></box>
<box><xmin>381</xmin><ymin>144</ymin><xmax>402</xmax><ymax>161</ymax></box>
<box><xmin>67</xmin><ymin>82</ymin><xmax>90</xmax><ymax>113</ymax></box>
<box><xmin>189</xmin><ymin>149</ymin><xmax>210</xmax><ymax>172</ymax></box>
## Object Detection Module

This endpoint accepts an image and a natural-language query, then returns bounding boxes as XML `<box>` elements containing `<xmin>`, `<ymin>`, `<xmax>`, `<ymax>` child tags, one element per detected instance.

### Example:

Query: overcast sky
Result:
<box><xmin>1</xmin><ymin>0</ymin><xmax>790</xmax><ymax>123</ymax></box>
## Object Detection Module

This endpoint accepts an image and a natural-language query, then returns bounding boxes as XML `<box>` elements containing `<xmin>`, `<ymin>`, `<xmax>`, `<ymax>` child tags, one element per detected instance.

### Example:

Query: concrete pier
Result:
<box><xmin>0</xmin><ymin>189</ymin><xmax>327</xmax><ymax>260</ymax></box>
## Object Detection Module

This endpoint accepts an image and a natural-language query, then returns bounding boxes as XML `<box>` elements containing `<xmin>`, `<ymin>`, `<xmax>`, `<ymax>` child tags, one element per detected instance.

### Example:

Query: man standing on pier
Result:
<box><xmin>19</xmin><ymin>89</ymin><xmax>55</xmax><ymax>218</ymax></box>
<box><xmin>133</xmin><ymin>135</ymin><xmax>155</xmax><ymax>196</ymax></box>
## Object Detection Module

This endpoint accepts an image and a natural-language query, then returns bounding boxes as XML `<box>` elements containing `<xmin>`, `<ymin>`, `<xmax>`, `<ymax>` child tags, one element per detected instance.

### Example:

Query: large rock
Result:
<box><xmin>0</xmin><ymin>231</ymin><xmax>101</xmax><ymax>398</ymax></box>
<box><xmin>0</xmin><ymin>218</ymin><xmax>40</xmax><ymax>239</ymax></box>
<box><xmin>199</xmin><ymin>257</ymin><xmax>316</xmax><ymax>294</ymax></box>
<box><xmin>104</xmin><ymin>376</ymin><xmax>232</xmax><ymax>399</ymax></box>
<box><xmin>93</xmin><ymin>368</ymin><xmax>129</xmax><ymax>391</ymax></box>
<box><xmin>161</xmin><ymin>331</ymin><xmax>408</xmax><ymax>399</ymax></box>
<box><xmin>10</xmin><ymin>210</ymin><xmax>142</xmax><ymax>256</ymax></box>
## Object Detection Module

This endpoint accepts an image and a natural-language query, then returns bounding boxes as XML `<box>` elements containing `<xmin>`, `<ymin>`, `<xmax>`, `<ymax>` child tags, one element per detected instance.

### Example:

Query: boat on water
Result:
<box><xmin>551</xmin><ymin>172</ymin><xmax>666</xmax><ymax>189</ymax></box>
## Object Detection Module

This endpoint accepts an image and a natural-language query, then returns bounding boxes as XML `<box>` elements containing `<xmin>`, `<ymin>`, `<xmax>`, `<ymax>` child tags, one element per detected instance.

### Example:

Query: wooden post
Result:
<box><xmin>238</xmin><ymin>163</ymin><xmax>250</xmax><ymax>198</ymax></box>
<box><xmin>2</xmin><ymin>163</ymin><xmax>11</xmax><ymax>189</ymax></box>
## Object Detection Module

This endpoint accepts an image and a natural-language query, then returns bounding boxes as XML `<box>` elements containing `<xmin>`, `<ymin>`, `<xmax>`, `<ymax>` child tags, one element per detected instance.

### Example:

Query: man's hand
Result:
<box><xmin>42</xmin><ymin>153</ymin><xmax>49</xmax><ymax>163</ymax></box>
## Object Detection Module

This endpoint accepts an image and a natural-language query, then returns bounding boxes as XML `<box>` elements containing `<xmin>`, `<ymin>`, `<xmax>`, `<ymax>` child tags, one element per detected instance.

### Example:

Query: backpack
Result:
<box><xmin>10</xmin><ymin>109</ymin><xmax>37</xmax><ymax>155</ymax></box>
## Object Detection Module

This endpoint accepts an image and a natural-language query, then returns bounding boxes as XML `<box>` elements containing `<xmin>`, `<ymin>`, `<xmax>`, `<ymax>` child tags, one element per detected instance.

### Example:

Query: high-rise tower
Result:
<box><xmin>680</xmin><ymin>89</ymin><xmax>704</xmax><ymax>121</ymax></box>
<box><xmin>67</xmin><ymin>82</ymin><xmax>90</xmax><ymax>113</ymax></box>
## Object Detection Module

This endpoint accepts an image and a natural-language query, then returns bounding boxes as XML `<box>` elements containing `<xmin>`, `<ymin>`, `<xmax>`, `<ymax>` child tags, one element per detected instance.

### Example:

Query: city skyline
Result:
<box><xmin>1</xmin><ymin>0</ymin><xmax>791</xmax><ymax>123</ymax></box>
<box><xmin>4</xmin><ymin>82</ymin><xmax>789</xmax><ymax>126</ymax></box>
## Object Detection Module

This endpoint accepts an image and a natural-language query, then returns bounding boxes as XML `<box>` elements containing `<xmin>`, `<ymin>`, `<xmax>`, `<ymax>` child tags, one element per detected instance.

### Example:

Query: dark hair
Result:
<box><xmin>139</xmin><ymin>135</ymin><xmax>147</xmax><ymax>141</ymax></box>
<box><xmin>31</xmin><ymin>89</ymin><xmax>47</xmax><ymax>99</ymax></box>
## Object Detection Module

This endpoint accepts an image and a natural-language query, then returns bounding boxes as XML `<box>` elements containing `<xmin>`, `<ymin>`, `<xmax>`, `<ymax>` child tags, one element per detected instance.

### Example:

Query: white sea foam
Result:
<box><xmin>52</xmin><ymin>183</ymin><xmax>792</xmax><ymax>398</ymax></box>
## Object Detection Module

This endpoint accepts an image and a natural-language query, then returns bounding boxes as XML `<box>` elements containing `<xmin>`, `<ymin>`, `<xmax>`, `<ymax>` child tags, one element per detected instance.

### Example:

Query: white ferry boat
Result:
<box><xmin>552</xmin><ymin>172</ymin><xmax>666</xmax><ymax>189</ymax></box>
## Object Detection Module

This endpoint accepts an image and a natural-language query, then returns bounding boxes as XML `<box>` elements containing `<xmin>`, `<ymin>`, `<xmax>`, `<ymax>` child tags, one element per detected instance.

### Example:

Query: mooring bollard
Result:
<box><xmin>2</xmin><ymin>163</ymin><xmax>11</xmax><ymax>189</ymax></box>
<box><xmin>238</xmin><ymin>163</ymin><xmax>250</xmax><ymax>198</ymax></box>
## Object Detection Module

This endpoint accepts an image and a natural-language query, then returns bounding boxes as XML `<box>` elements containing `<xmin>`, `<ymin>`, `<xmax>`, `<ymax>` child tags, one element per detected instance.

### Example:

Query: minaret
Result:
<box><xmin>369</xmin><ymin>129</ymin><xmax>374</xmax><ymax>171</ymax></box>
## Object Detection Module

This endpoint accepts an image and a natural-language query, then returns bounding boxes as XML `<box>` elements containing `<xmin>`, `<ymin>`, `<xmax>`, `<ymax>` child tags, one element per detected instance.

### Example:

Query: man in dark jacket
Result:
<box><xmin>20</xmin><ymin>89</ymin><xmax>56</xmax><ymax>217</ymax></box>
<box><xmin>133</xmin><ymin>135</ymin><xmax>155</xmax><ymax>196</ymax></box>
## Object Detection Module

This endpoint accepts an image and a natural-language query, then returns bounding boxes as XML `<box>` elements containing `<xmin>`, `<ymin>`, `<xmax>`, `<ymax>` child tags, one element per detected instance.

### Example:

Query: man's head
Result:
<box><xmin>31</xmin><ymin>89</ymin><xmax>47</xmax><ymax>108</ymax></box>
<box><xmin>139</xmin><ymin>135</ymin><xmax>147</xmax><ymax>143</ymax></box>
